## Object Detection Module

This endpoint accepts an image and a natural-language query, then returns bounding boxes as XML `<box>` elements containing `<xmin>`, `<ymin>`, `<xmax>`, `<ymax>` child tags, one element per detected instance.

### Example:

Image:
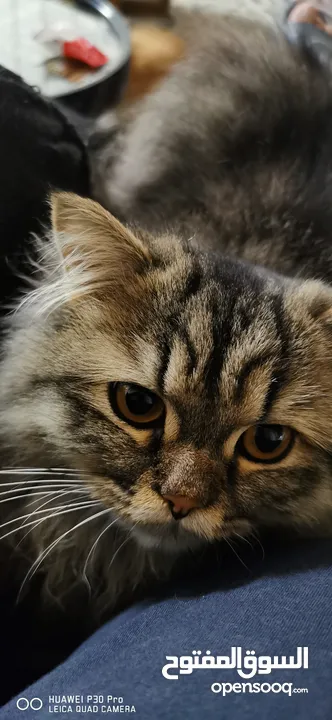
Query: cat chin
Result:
<box><xmin>131</xmin><ymin>523</ymin><xmax>204</xmax><ymax>554</ymax></box>
<box><xmin>129</xmin><ymin>517</ymin><xmax>253</xmax><ymax>554</ymax></box>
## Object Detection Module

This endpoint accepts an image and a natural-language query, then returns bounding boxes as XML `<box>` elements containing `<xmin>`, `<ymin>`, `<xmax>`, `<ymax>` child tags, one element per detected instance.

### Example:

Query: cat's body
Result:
<box><xmin>2</xmin><ymin>11</ymin><xmax>332</xmax><ymax>626</ymax></box>
<box><xmin>92</xmin><ymin>12</ymin><xmax>332</xmax><ymax>284</ymax></box>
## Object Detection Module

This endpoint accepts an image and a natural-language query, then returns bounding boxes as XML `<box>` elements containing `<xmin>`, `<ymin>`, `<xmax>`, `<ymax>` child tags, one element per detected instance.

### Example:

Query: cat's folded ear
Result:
<box><xmin>286</xmin><ymin>279</ymin><xmax>332</xmax><ymax>329</ymax></box>
<box><xmin>51</xmin><ymin>192</ymin><xmax>151</xmax><ymax>282</ymax></box>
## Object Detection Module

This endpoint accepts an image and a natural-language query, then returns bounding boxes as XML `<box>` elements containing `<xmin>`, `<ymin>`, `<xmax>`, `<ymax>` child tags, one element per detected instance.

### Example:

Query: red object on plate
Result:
<box><xmin>63</xmin><ymin>38</ymin><xmax>108</xmax><ymax>68</ymax></box>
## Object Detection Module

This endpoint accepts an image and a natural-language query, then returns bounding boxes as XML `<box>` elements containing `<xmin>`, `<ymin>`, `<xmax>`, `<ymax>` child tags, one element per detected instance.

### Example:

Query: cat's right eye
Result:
<box><xmin>237</xmin><ymin>424</ymin><xmax>294</xmax><ymax>464</ymax></box>
<box><xmin>108</xmin><ymin>382</ymin><xmax>165</xmax><ymax>429</ymax></box>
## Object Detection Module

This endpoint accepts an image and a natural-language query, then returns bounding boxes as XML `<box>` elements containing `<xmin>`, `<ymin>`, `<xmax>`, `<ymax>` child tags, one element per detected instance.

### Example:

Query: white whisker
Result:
<box><xmin>14</xmin><ymin>490</ymin><xmax>79</xmax><ymax>546</ymax></box>
<box><xmin>15</xmin><ymin>490</ymin><xmax>90</xmax><ymax>548</ymax></box>
<box><xmin>23</xmin><ymin>489</ymin><xmax>89</xmax><ymax>520</ymax></box>
<box><xmin>0</xmin><ymin>480</ymin><xmax>83</xmax><ymax>487</ymax></box>
<box><xmin>0</xmin><ymin>468</ymin><xmax>85</xmax><ymax>475</ymax></box>
<box><xmin>0</xmin><ymin>491</ymin><xmax>66</xmax><ymax>505</ymax></box>
<box><xmin>25</xmin><ymin>489</ymin><xmax>87</xmax><ymax>508</ymax></box>
<box><xmin>0</xmin><ymin>501</ymin><xmax>101</xmax><ymax>541</ymax></box>
<box><xmin>233</xmin><ymin>532</ymin><xmax>254</xmax><ymax>550</ymax></box>
<box><xmin>250</xmin><ymin>530</ymin><xmax>265</xmax><ymax>561</ymax></box>
<box><xmin>0</xmin><ymin>485</ymin><xmax>88</xmax><ymax>502</ymax></box>
<box><xmin>223</xmin><ymin>535</ymin><xmax>251</xmax><ymax>572</ymax></box>
<box><xmin>29</xmin><ymin>500</ymin><xmax>99</xmax><ymax>513</ymax></box>
<box><xmin>14</xmin><ymin>516</ymin><xmax>52</xmax><ymax>550</ymax></box>
<box><xmin>82</xmin><ymin>516</ymin><xmax>119</xmax><ymax>583</ymax></box>
<box><xmin>107</xmin><ymin>522</ymin><xmax>138</xmax><ymax>571</ymax></box>
<box><xmin>14</xmin><ymin>493</ymin><xmax>96</xmax><ymax>550</ymax></box>
<box><xmin>17</xmin><ymin>507</ymin><xmax>111</xmax><ymax>601</ymax></box>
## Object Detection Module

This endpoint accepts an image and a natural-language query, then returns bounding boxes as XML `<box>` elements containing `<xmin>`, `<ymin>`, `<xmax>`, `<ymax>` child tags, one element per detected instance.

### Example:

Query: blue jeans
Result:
<box><xmin>1</xmin><ymin>536</ymin><xmax>331</xmax><ymax>719</ymax></box>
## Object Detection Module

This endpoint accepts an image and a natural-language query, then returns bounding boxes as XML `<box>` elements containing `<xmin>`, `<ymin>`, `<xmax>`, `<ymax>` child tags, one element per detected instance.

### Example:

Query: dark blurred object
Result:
<box><xmin>0</xmin><ymin>67</ymin><xmax>90</xmax><ymax>316</ymax></box>
<box><xmin>113</xmin><ymin>0</ymin><xmax>170</xmax><ymax>18</ymax></box>
<box><xmin>285</xmin><ymin>1</ymin><xmax>332</xmax><ymax>71</ymax></box>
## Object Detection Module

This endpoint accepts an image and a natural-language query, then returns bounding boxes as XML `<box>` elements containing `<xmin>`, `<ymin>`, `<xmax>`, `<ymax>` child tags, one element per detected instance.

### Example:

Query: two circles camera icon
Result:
<box><xmin>16</xmin><ymin>698</ymin><xmax>43</xmax><ymax>711</ymax></box>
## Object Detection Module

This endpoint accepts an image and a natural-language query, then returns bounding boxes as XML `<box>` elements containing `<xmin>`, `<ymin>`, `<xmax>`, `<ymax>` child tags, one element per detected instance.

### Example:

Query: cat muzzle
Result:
<box><xmin>161</xmin><ymin>493</ymin><xmax>201</xmax><ymax>520</ymax></box>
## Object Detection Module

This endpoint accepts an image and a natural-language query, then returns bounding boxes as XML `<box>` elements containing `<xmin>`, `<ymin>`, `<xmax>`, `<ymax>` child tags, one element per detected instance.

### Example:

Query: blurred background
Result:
<box><xmin>0</xmin><ymin>0</ymin><xmax>281</xmax><ymax>118</ymax></box>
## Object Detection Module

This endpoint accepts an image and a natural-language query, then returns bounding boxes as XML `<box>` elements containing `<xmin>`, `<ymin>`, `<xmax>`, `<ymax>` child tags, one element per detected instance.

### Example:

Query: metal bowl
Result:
<box><xmin>59</xmin><ymin>0</ymin><xmax>131</xmax><ymax>115</ymax></box>
<box><xmin>0</xmin><ymin>0</ymin><xmax>130</xmax><ymax>116</ymax></box>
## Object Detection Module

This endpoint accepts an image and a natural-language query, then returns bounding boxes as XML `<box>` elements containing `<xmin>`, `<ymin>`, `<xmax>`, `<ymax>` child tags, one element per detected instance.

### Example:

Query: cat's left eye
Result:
<box><xmin>237</xmin><ymin>424</ymin><xmax>294</xmax><ymax>463</ymax></box>
<box><xmin>108</xmin><ymin>382</ymin><xmax>165</xmax><ymax>429</ymax></box>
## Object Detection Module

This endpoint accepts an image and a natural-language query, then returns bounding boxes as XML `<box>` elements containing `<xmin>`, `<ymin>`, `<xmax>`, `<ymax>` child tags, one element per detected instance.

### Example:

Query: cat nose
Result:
<box><xmin>161</xmin><ymin>493</ymin><xmax>201</xmax><ymax>520</ymax></box>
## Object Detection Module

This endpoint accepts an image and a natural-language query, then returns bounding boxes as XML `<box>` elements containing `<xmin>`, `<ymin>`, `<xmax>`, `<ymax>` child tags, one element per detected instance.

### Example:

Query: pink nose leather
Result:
<box><xmin>162</xmin><ymin>494</ymin><xmax>200</xmax><ymax>514</ymax></box>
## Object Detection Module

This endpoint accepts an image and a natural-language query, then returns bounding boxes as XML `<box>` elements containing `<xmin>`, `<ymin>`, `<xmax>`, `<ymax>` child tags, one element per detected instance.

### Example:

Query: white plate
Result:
<box><xmin>0</xmin><ymin>0</ymin><xmax>129</xmax><ymax>98</ymax></box>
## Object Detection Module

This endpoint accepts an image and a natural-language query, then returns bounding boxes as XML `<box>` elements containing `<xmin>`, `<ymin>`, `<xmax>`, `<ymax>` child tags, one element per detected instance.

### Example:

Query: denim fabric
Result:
<box><xmin>1</xmin><ymin>537</ymin><xmax>331</xmax><ymax>720</ymax></box>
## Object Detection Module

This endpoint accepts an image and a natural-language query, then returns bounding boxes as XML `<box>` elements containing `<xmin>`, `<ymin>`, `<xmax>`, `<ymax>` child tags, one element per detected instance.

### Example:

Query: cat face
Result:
<box><xmin>2</xmin><ymin>193</ymin><xmax>332</xmax><ymax>554</ymax></box>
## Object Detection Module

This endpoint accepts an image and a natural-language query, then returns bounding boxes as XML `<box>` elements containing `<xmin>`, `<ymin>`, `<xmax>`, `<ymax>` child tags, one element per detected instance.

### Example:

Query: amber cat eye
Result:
<box><xmin>238</xmin><ymin>424</ymin><xmax>294</xmax><ymax>464</ymax></box>
<box><xmin>108</xmin><ymin>382</ymin><xmax>165</xmax><ymax>429</ymax></box>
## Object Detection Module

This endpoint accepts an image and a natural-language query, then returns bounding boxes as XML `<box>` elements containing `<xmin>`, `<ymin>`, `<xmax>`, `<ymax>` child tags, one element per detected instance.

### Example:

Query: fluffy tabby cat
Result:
<box><xmin>2</xmin><ymin>11</ymin><xmax>332</xmax><ymax>620</ymax></box>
